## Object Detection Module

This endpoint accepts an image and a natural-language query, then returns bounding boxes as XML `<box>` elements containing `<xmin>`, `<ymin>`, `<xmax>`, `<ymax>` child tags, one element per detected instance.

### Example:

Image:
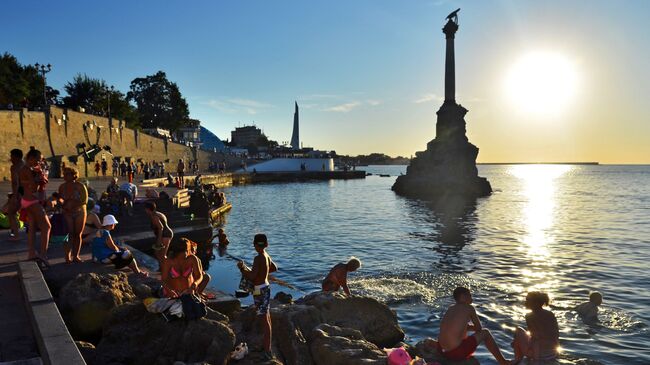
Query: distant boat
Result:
<box><xmin>379</xmin><ymin>174</ymin><xmax>390</xmax><ymax>177</ymax></box>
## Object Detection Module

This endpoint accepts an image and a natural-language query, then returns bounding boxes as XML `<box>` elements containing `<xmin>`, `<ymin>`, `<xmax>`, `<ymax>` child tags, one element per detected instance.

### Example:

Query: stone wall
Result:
<box><xmin>0</xmin><ymin>106</ymin><xmax>227</xmax><ymax>180</ymax></box>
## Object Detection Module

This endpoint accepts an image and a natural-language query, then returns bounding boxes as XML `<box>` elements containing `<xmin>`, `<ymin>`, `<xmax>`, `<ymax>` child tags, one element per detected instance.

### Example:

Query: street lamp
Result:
<box><xmin>34</xmin><ymin>63</ymin><xmax>52</xmax><ymax>108</ymax></box>
<box><xmin>107</xmin><ymin>85</ymin><xmax>115</xmax><ymax>119</ymax></box>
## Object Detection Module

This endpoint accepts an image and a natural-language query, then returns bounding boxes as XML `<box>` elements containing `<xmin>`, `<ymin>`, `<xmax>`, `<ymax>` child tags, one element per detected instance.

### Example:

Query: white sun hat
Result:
<box><xmin>102</xmin><ymin>214</ymin><xmax>119</xmax><ymax>226</ymax></box>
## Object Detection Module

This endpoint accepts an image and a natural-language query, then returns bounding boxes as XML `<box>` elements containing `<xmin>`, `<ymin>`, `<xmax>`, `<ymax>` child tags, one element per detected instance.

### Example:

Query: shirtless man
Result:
<box><xmin>322</xmin><ymin>257</ymin><xmax>361</xmax><ymax>296</ymax></box>
<box><xmin>238</xmin><ymin>233</ymin><xmax>277</xmax><ymax>360</ymax></box>
<box><xmin>575</xmin><ymin>291</ymin><xmax>602</xmax><ymax>322</ymax></box>
<box><xmin>19</xmin><ymin>149</ymin><xmax>51</xmax><ymax>265</ymax></box>
<box><xmin>7</xmin><ymin>149</ymin><xmax>24</xmax><ymax>240</ymax></box>
<box><xmin>438</xmin><ymin>287</ymin><xmax>510</xmax><ymax>364</ymax></box>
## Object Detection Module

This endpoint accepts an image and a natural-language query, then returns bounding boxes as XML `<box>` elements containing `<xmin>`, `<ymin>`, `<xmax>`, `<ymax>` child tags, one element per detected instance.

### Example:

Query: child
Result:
<box><xmin>512</xmin><ymin>291</ymin><xmax>560</xmax><ymax>363</ymax></box>
<box><xmin>438</xmin><ymin>287</ymin><xmax>510</xmax><ymax>365</ymax></box>
<box><xmin>321</xmin><ymin>257</ymin><xmax>361</xmax><ymax>296</ymax></box>
<box><xmin>217</xmin><ymin>228</ymin><xmax>229</xmax><ymax>247</ymax></box>
<box><xmin>91</xmin><ymin>214</ymin><xmax>147</xmax><ymax>276</ymax></box>
<box><xmin>238</xmin><ymin>233</ymin><xmax>277</xmax><ymax>361</ymax></box>
<box><xmin>575</xmin><ymin>291</ymin><xmax>602</xmax><ymax>322</ymax></box>
<box><xmin>187</xmin><ymin>238</ymin><xmax>215</xmax><ymax>300</ymax></box>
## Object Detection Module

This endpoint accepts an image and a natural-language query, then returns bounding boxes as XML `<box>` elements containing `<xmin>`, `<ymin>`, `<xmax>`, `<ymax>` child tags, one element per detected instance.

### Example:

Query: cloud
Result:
<box><xmin>203</xmin><ymin>98</ymin><xmax>273</xmax><ymax>115</ymax></box>
<box><xmin>366</xmin><ymin>99</ymin><xmax>382</xmax><ymax>106</ymax></box>
<box><xmin>414</xmin><ymin>93</ymin><xmax>444</xmax><ymax>104</ymax></box>
<box><xmin>324</xmin><ymin>101</ymin><xmax>361</xmax><ymax>113</ymax></box>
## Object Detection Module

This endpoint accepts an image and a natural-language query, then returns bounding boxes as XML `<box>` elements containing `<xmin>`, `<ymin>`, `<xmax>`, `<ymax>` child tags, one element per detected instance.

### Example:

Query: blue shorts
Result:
<box><xmin>253</xmin><ymin>285</ymin><xmax>271</xmax><ymax>315</ymax></box>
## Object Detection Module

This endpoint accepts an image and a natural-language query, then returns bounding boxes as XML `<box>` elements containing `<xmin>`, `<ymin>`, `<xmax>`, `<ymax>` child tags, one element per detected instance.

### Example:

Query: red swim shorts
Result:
<box><xmin>438</xmin><ymin>335</ymin><xmax>478</xmax><ymax>361</ymax></box>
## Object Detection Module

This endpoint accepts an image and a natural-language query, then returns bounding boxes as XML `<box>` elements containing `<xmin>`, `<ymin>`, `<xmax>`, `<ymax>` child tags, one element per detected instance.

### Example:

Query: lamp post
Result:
<box><xmin>107</xmin><ymin>85</ymin><xmax>115</xmax><ymax>119</ymax></box>
<box><xmin>34</xmin><ymin>63</ymin><xmax>52</xmax><ymax>108</ymax></box>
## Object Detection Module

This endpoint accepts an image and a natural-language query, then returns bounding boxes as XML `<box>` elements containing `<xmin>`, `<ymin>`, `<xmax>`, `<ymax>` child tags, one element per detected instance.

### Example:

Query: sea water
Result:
<box><xmin>206</xmin><ymin>164</ymin><xmax>650</xmax><ymax>364</ymax></box>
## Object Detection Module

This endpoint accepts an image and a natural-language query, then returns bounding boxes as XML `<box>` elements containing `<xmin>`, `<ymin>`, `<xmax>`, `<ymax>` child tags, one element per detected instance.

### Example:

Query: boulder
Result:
<box><xmin>94</xmin><ymin>302</ymin><xmax>235</xmax><ymax>365</ymax></box>
<box><xmin>58</xmin><ymin>272</ymin><xmax>136</xmax><ymax>340</ymax></box>
<box><xmin>300</xmin><ymin>292</ymin><xmax>404</xmax><ymax>348</ymax></box>
<box><xmin>309</xmin><ymin>324</ymin><xmax>386</xmax><ymax>365</ymax></box>
<box><xmin>413</xmin><ymin>338</ymin><xmax>479</xmax><ymax>365</ymax></box>
<box><xmin>270</xmin><ymin>303</ymin><xmax>322</xmax><ymax>365</ymax></box>
<box><xmin>75</xmin><ymin>341</ymin><xmax>96</xmax><ymax>364</ymax></box>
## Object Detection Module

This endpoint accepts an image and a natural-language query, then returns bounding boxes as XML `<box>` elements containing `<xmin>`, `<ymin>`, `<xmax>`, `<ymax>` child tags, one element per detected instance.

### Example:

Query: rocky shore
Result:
<box><xmin>45</xmin><ymin>269</ymin><xmax>479</xmax><ymax>365</ymax></box>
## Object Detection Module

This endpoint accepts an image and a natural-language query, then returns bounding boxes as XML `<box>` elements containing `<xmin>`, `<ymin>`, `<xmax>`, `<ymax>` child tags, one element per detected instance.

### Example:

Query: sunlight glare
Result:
<box><xmin>504</xmin><ymin>52</ymin><xmax>578</xmax><ymax>116</ymax></box>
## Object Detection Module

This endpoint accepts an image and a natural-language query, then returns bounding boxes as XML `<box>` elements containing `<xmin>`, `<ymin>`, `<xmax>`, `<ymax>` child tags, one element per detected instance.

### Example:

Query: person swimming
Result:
<box><xmin>575</xmin><ymin>291</ymin><xmax>603</xmax><ymax>322</ymax></box>
<box><xmin>511</xmin><ymin>291</ymin><xmax>560</xmax><ymax>363</ymax></box>
<box><xmin>321</xmin><ymin>257</ymin><xmax>361</xmax><ymax>297</ymax></box>
<box><xmin>217</xmin><ymin>228</ymin><xmax>229</xmax><ymax>247</ymax></box>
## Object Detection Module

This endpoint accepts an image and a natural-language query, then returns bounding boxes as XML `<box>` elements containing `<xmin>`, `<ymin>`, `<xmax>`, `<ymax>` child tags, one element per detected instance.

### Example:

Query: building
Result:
<box><xmin>142</xmin><ymin>127</ymin><xmax>171</xmax><ymax>139</ymax></box>
<box><xmin>231</xmin><ymin>125</ymin><xmax>262</xmax><ymax>147</ymax></box>
<box><xmin>176</xmin><ymin>119</ymin><xmax>201</xmax><ymax>148</ymax></box>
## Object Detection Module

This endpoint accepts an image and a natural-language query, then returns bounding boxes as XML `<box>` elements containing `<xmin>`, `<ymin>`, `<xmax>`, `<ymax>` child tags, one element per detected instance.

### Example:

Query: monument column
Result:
<box><xmin>443</xmin><ymin>18</ymin><xmax>459</xmax><ymax>103</ymax></box>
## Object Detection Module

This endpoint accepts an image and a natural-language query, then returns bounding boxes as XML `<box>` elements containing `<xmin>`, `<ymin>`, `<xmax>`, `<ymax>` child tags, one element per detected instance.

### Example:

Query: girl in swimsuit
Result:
<box><xmin>144</xmin><ymin>201</ymin><xmax>174</xmax><ymax>265</ymax></box>
<box><xmin>161</xmin><ymin>238</ymin><xmax>202</xmax><ymax>298</ymax></box>
<box><xmin>512</xmin><ymin>291</ymin><xmax>560</xmax><ymax>363</ymax></box>
<box><xmin>58</xmin><ymin>167</ymin><xmax>88</xmax><ymax>263</ymax></box>
<box><xmin>18</xmin><ymin>149</ymin><xmax>51</xmax><ymax>266</ymax></box>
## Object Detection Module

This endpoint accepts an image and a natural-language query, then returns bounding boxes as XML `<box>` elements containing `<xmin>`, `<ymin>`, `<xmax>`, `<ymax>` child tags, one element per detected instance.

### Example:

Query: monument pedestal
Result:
<box><xmin>392</xmin><ymin>102</ymin><xmax>491</xmax><ymax>200</ymax></box>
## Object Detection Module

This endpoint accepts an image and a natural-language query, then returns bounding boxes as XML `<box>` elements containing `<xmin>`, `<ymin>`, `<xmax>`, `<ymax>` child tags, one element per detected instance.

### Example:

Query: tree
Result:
<box><xmin>63</xmin><ymin>74</ymin><xmax>107</xmax><ymax>113</ymax></box>
<box><xmin>0</xmin><ymin>52</ymin><xmax>54</xmax><ymax>107</ymax></box>
<box><xmin>62</xmin><ymin>74</ymin><xmax>139</xmax><ymax>127</ymax></box>
<box><xmin>127</xmin><ymin>71</ymin><xmax>189</xmax><ymax>131</ymax></box>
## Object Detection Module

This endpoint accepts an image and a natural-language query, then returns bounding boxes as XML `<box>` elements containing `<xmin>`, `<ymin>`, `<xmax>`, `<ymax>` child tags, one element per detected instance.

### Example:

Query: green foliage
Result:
<box><xmin>62</xmin><ymin>74</ymin><xmax>139</xmax><ymax>127</ymax></box>
<box><xmin>0</xmin><ymin>52</ymin><xmax>49</xmax><ymax>107</ymax></box>
<box><xmin>127</xmin><ymin>71</ymin><xmax>189</xmax><ymax>131</ymax></box>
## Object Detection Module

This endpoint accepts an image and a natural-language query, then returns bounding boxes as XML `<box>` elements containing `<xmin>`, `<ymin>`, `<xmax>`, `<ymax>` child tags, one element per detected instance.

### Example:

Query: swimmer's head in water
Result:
<box><xmin>590</xmin><ymin>291</ymin><xmax>603</xmax><ymax>305</ymax></box>
<box><xmin>453</xmin><ymin>287</ymin><xmax>472</xmax><ymax>304</ymax></box>
<box><xmin>254</xmin><ymin>233</ymin><xmax>268</xmax><ymax>249</ymax></box>
<box><xmin>526</xmin><ymin>291</ymin><xmax>550</xmax><ymax>309</ymax></box>
<box><xmin>347</xmin><ymin>257</ymin><xmax>361</xmax><ymax>271</ymax></box>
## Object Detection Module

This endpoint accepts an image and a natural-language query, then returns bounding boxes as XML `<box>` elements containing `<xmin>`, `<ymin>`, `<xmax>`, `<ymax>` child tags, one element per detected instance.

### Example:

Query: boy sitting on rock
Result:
<box><xmin>92</xmin><ymin>214</ymin><xmax>147</xmax><ymax>276</ymax></box>
<box><xmin>437</xmin><ymin>287</ymin><xmax>510</xmax><ymax>365</ymax></box>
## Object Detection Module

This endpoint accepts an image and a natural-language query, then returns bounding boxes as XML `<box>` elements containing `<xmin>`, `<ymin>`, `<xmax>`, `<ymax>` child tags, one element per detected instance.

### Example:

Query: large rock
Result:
<box><xmin>300</xmin><ymin>292</ymin><xmax>405</xmax><ymax>348</ymax></box>
<box><xmin>271</xmin><ymin>303</ymin><xmax>322</xmax><ymax>365</ymax></box>
<box><xmin>94</xmin><ymin>302</ymin><xmax>235</xmax><ymax>365</ymax></box>
<box><xmin>412</xmin><ymin>338</ymin><xmax>480</xmax><ymax>365</ymax></box>
<box><xmin>309</xmin><ymin>324</ymin><xmax>386</xmax><ymax>365</ymax></box>
<box><xmin>58</xmin><ymin>272</ymin><xmax>136</xmax><ymax>340</ymax></box>
<box><xmin>392</xmin><ymin>101</ymin><xmax>491</xmax><ymax>200</ymax></box>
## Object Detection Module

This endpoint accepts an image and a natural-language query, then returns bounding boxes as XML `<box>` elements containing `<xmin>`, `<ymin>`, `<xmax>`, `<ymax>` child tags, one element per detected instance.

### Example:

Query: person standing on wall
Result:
<box><xmin>177</xmin><ymin>159</ymin><xmax>185</xmax><ymax>188</ymax></box>
<box><xmin>101</xmin><ymin>159</ymin><xmax>108</xmax><ymax>177</ymax></box>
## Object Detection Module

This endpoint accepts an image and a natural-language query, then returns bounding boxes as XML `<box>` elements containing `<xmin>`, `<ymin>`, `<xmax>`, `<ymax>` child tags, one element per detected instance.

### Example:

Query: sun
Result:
<box><xmin>504</xmin><ymin>51</ymin><xmax>578</xmax><ymax>116</ymax></box>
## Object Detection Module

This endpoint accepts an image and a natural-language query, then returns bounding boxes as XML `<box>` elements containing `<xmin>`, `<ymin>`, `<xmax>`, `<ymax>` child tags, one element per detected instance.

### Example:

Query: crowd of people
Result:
<box><xmin>3</xmin><ymin>147</ymin><xmax>606</xmax><ymax>364</ymax></box>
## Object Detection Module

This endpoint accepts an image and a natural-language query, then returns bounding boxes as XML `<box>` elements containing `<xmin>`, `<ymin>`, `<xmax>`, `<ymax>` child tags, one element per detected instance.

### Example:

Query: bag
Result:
<box><xmin>180</xmin><ymin>294</ymin><xmax>207</xmax><ymax>320</ymax></box>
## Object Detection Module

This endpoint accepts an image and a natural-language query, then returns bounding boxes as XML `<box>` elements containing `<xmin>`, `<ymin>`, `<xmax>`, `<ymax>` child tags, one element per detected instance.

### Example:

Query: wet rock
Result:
<box><xmin>300</xmin><ymin>292</ymin><xmax>405</xmax><ymax>348</ymax></box>
<box><xmin>413</xmin><ymin>338</ymin><xmax>480</xmax><ymax>365</ymax></box>
<box><xmin>58</xmin><ymin>272</ymin><xmax>136</xmax><ymax>340</ymax></box>
<box><xmin>95</xmin><ymin>302</ymin><xmax>235</xmax><ymax>365</ymax></box>
<box><xmin>75</xmin><ymin>341</ymin><xmax>96</xmax><ymax>364</ymax></box>
<box><xmin>133</xmin><ymin>283</ymin><xmax>153</xmax><ymax>299</ymax></box>
<box><xmin>274</xmin><ymin>291</ymin><xmax>293</xmax><ymax>304</ymax></box>
<box><xmin>309</xmin><ymin>324</ymin><xmax>386</xmax><ymax>365</ymax></box>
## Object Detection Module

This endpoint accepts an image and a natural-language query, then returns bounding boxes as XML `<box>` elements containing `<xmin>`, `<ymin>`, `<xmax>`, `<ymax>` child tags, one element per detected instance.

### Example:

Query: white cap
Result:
<box><xmin>102</xmin><ymin>215</ymin><xmax>119</xmax><ymax>226</ymax></box>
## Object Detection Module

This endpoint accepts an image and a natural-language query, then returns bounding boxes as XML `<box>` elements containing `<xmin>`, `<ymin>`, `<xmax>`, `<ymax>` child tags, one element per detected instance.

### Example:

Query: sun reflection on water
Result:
<box><xmin>510</xmin><ymin>165</ymin><xmax>572</xmax><ymax>294</ymax></box>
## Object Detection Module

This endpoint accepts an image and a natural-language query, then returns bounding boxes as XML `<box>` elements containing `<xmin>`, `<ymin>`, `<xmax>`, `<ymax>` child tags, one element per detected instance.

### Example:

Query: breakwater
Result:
<box><xmin>0</xmin><ymin>106</ymin><xmax>231</xmax><ymax>179</ymax></box>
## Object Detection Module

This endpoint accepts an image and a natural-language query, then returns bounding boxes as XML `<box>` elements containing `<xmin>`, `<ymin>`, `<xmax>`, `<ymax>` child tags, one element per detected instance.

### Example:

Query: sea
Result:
<box><xmin>206</xmin><ymin>164</ymin><xmax>650</xmax><ymax>365</ymax></box>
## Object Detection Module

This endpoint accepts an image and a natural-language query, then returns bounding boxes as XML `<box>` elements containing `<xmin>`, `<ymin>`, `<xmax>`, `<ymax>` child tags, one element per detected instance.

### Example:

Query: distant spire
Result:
<box><xmin>290</xmin><ymin>101</ymin><xmax>300</xmax><ymax>150</ymax></box>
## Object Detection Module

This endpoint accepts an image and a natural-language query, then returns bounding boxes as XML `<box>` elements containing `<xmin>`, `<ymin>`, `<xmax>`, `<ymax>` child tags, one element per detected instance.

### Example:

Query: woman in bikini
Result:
<box><xmin>144</xmin><ymin>201</ymin><xmax>173</xmax><ymax>265</ymax></box>
<box><xmin>512</xmin><ymin>291</ymin><xmax>560</xmax><ymax>363</ymax></box>
<box><xmin>18</xmin><ymin>149</ymin><xmax>51</xmax><ymax>266</ymax></box>
<box><xmin>58</xmin><ymin>167</ymin><xmax>88</xmax><ymax>263</ymax></box>
<box><xmin>82</xmin><ymin>199</ymin><xmax>102</xmax><ymax>244</ymax></box>
<box><xmin>161</xmin><ymin>238</ymin><xmax>203</xmax><ymax>298</ymax></box>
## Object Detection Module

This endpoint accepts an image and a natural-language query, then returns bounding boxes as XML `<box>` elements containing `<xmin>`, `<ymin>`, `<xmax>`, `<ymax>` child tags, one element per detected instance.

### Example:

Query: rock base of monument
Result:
<box><xmin>392</xmin><ymin>101</ymin><xmax>492</xmax><ymax>201</ymax></box>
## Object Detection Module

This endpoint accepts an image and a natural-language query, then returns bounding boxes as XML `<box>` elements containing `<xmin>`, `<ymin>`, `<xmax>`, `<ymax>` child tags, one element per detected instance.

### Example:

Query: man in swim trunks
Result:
<box><xmin>322</xmin><ymin>257</ymin><xmax>361</xmax><ymax>296</ymax></box>
<box><xmin>6</xmin><ymin>149</ymin><xmax>24</xmax><ymax>241</ymax></box>
<box><xmin>438</xmin><ymin>287</ymin><xmax>511</xmax><ymax>365</ymax></box>
<box><xmin>238</xmin><ymin>233</ymin><xmax>277</xmax><ymax>361</ymax></box>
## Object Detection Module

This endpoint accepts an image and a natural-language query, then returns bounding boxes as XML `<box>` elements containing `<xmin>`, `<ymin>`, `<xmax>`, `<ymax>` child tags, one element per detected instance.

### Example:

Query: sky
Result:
<box><xmin>2</xmin><ymin>0</ymin><xmax>649</xmax><ymax>163</ymax></box>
